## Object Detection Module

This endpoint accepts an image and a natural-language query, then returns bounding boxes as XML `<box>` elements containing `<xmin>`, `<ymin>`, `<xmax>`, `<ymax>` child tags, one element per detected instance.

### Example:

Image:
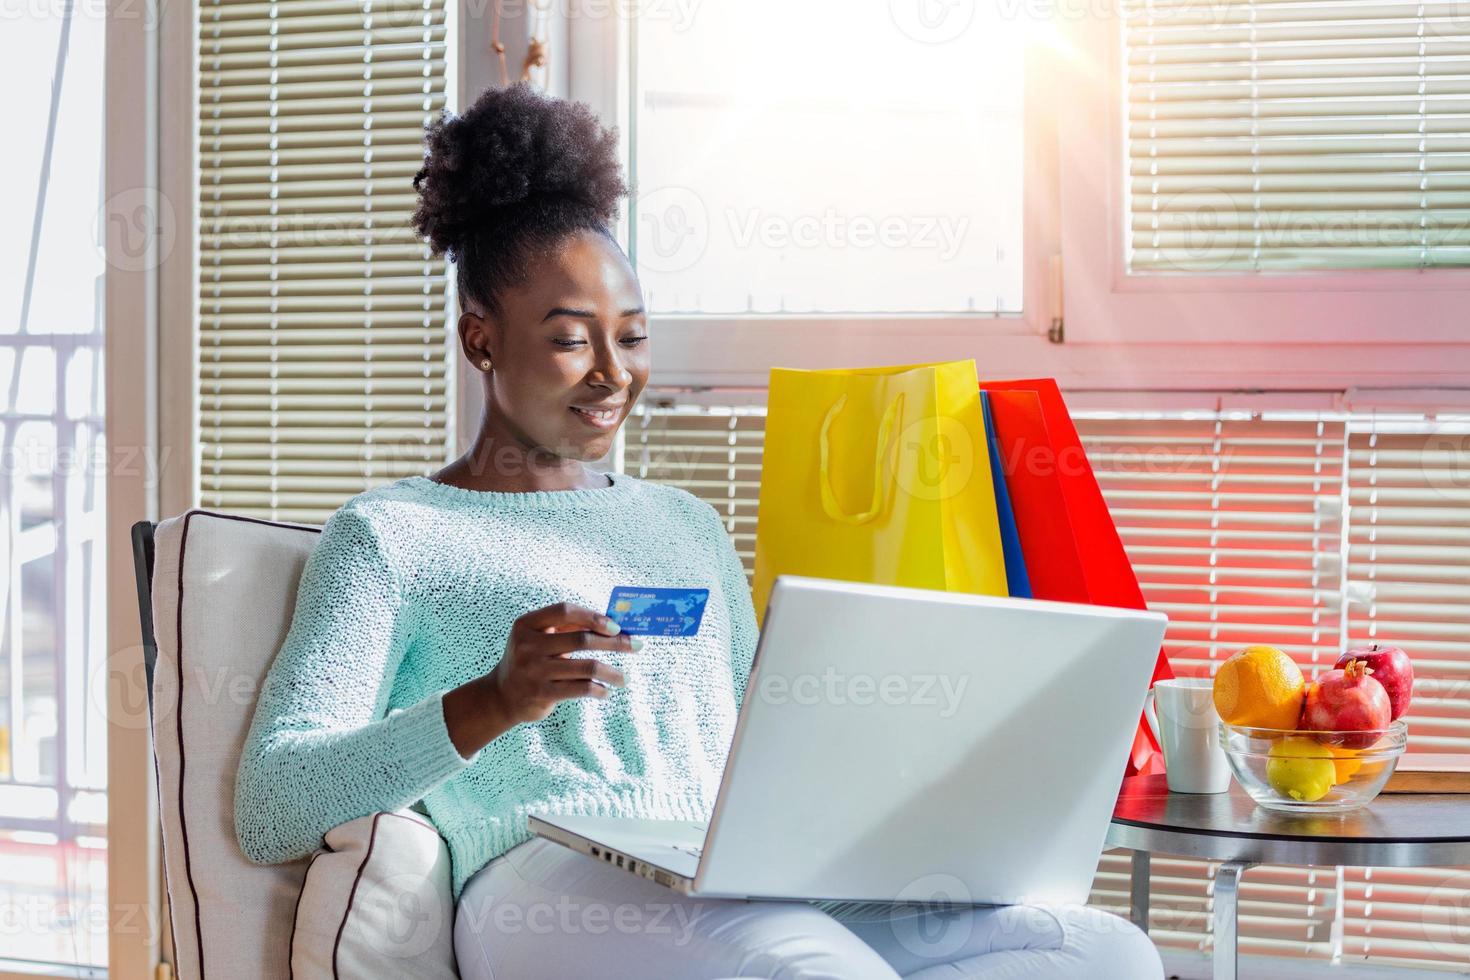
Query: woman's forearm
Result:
<box><xmin>443</xmin><ymin>675</ymin><xmax>517</xmax><ymax>759</ymax></box>
<box><xmin>234</xmin><ymin>691</ymin><xmax>479</xmax><ymax>865</ymax></box>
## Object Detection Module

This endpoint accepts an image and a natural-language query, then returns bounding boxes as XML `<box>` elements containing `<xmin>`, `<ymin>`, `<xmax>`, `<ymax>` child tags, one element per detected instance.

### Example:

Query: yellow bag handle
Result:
<box><xmin>817</xmin><ymin>392</ymin><xmax>905</xmax><ymax>525</ymax></box>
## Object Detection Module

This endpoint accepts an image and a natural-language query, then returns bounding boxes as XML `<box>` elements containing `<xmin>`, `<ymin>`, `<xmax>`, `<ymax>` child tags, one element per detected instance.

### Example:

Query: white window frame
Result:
<box><xmin>103</xmin><ymin>0</ymin><xmax>173</xmax><ymax>978</ymax></box>
<box><xmin>1056</xmin><ymin>4</ymin><xmax>1470</xmax><ymax>347</ymax></box>
<box><xmin>560</xmin><ymin>1</ymin><xmax>1062</xmax><ymax>388</ymax></box>
<box><xmin>532</xmin><ymin>1</ymin><xmax>1470</xmax><ymax>396</ymax></box>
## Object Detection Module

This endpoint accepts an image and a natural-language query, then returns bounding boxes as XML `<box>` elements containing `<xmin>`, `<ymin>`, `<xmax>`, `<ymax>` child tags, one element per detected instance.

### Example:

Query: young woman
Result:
<box><xmin>233</xmin><ymin>82</ymin><xmax>1162</xmax><ymax>979</ymax></box>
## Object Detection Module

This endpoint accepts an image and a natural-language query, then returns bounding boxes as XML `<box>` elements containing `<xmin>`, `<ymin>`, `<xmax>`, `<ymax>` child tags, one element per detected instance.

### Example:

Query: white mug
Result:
<box><xmin>1143</xmin><ymin>678</ymin><xmax>1232</xmax><ymax>794</ymax></box>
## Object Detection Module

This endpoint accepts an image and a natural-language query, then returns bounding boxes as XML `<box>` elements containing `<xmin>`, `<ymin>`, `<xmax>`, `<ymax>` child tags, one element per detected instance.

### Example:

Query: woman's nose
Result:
<box><xmin>590</xmin><ymin>348</ymin><xmax>633</xmax><ymax>388</ymax></box>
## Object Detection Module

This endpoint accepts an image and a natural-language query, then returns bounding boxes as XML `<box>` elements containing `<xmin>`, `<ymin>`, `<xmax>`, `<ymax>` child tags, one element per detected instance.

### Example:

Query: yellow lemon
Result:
<box><xmin>1213</xmin><ymin>645</ymin><xmax>1306</xmax><ymax>730</ymax></box>
<box><xmin>1267</xmin><ymin>737</ymin><xmax>1335</xmax><ymax>802</ymax></box>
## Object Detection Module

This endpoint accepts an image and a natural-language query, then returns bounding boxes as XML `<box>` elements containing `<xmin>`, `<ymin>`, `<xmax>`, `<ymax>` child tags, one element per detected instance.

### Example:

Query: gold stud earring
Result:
<box><xmin>480</xmin><ymin>358</ymin><xmax>492</xmax><ymax>371</ymax></box>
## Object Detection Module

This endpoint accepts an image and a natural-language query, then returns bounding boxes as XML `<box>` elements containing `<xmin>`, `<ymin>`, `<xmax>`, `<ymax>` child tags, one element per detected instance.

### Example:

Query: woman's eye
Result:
<box><xmin>552</xmin><ymin>336</ymin><xmax>645</xmax><ymax>349</ymax></box>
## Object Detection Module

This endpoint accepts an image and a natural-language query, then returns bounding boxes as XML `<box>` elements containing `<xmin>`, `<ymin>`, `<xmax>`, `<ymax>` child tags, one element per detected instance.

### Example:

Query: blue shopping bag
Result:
<box><xmin>980</xmin><ymin>391</ymin><xmax>1031</xmax><ymax>598</ymax></box>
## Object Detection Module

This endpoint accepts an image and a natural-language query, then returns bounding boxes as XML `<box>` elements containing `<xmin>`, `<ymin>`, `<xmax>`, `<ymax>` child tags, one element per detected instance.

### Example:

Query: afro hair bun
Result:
<box><xmin>411</xmin><ymin>83</ymin><xmax>627</xmax><ymax>263</ymax></box>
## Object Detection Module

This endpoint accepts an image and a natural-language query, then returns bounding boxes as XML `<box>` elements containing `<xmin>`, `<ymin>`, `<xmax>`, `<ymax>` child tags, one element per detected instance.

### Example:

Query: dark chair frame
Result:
<box><xmin>130</xmin><ymin>520</ymin><xmax>159</xmax><ymax>716</ymax></box>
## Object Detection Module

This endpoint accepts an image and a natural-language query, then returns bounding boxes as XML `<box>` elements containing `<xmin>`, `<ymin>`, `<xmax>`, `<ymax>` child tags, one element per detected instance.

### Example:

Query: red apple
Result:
<box><xmin>1336</xmin><ymin>644</ymin><xmax>1413</xmax><ymax>721</ymax></box>
<box><xmin>1303</xmin><ymin>659</ymin><xmax>1393</xmax><ymax>750</ymax></box>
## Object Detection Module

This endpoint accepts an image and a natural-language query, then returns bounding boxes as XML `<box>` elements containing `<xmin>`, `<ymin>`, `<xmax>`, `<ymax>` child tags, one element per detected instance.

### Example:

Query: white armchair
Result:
<box><xmin>139</xmin><ymin>510</ymin><xmax>460</xmax><ymax>979</ymax></box>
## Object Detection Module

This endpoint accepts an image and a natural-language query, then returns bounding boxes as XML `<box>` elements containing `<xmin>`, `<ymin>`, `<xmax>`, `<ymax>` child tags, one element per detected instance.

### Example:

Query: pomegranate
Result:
<box><xmin>1302</xmin><ymin>659</ymin><xmax>1393</xmax><ymax>750</ymax></box>
<box><xmin>1336</xmin><ymin>644</ymin><xmax>1413</xmax><ymax>721</ymax></box>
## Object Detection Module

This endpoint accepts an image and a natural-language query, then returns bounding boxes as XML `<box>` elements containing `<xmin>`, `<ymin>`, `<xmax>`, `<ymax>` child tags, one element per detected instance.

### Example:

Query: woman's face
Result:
<box><xmin>464</xmin><ymin>230</ymin><xmax>650</xmax><ymax>465</ymax></box>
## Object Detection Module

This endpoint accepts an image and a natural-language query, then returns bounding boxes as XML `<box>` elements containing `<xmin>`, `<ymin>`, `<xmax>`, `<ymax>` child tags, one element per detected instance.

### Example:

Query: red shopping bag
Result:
<box><xmin>980</xmin><ymin>379</ymin><xmax>1172</xmax><ymax>776</ymax></box>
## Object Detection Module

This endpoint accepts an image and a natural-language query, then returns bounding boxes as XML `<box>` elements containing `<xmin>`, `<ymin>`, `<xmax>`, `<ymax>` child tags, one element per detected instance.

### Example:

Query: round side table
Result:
<box><xmin>1107</xmin><ymin>775</ymin><xmax>1470</xmax><ymax>980</ymax></box>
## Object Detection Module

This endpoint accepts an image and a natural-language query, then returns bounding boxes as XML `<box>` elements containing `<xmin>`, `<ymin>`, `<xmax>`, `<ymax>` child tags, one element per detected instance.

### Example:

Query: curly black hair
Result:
<box><xmin>411</xmin><ymin>83</ymin><xmax>629</xmax><ymax>318</ymax></box>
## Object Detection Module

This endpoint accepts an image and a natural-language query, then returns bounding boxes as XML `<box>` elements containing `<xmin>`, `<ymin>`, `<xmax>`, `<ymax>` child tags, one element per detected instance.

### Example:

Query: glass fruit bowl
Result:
<box><xmin>1220</xmin><ymin>719</ymin><xmax>1408</xmax><ymax>813</ymax></box>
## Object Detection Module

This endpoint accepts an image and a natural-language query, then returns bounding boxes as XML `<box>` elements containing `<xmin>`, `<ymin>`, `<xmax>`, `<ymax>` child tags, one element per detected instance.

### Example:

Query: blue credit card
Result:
<box><xmin>606</xmin><ymin>586</ymin><xmax>710</xmax><ymax>636</ymax></box>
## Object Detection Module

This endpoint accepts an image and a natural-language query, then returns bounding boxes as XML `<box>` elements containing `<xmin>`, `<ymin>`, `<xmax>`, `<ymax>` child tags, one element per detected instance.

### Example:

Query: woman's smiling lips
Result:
<box><xmin>569</xmin><ymin>402</ymin><xmax>625</xmax><ymax>429</ymax></box>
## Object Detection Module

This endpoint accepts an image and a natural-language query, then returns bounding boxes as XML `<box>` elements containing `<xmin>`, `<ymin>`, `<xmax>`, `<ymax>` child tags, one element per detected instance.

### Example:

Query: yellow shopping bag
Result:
<box><xmin>752</xmin><ymin>360</ymin><xmax>1009</xmax><ymax>625</ymax></box>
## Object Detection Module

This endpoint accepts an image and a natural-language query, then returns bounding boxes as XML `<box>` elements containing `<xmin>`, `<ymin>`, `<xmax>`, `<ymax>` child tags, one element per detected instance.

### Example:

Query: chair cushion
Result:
<box><xmin>290</xmin><ymin>807</ymin><xmax>459</xmax><ymax>979</ymax></box>
<box><xmin>149</xmin><ymin>514</ymin><xmax>458</xmax><ymax>980</ymax></box>
<box><xmin>150</xmin><ymin>510</ymin><xmax>460</xmax><ymax>980</ymax></box>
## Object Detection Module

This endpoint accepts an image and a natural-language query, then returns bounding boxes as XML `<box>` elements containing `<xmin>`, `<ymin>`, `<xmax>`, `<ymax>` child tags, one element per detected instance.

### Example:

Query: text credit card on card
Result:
<box><xmin>606</xmin><ymin>586</ymin><xmax>710</xmax><ymax>636</ymax></box>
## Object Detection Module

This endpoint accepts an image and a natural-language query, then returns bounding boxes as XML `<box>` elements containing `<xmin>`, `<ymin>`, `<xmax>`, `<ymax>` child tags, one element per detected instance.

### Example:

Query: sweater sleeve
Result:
<box><xmin>702</xmin><ymin>503</ymin><xmax>759</xmax><ymax>713</ymax></box>
<box><xmin>233</xmin><ymin>505</ymin><xmax>480</xmax><ymax>866</ymax></box>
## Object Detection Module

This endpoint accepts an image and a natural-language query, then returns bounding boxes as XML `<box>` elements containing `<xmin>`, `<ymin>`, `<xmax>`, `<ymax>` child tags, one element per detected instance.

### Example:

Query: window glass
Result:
<box><xmin>633</xmin><ymin>0</ymin><xmax>1026</xmax><ymax>314</ymax></box>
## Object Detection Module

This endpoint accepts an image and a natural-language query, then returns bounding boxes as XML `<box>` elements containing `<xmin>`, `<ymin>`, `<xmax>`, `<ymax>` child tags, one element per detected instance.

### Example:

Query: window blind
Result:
<box><xmin>1124</xmin><ymin>0</ymin><xmax>1470</xmax><ymax>272</ymax></box>
<box><xmin>1079</xmin><ymin>415</ymin><xmax>1345</xmax><ymax>961</ymax></box>
<box><xmin>625</xmin><ymin>398</ymin><xmax>767</xmax><ymax>573</ymax></box>
<box><xmin>196</xmin><ymin>0</ymin><xmax>452</xmax><ymax>524</ymax></box>
<box><xmin>1340</xmin><ymin>422</ymin><xmax>1470</xmax><ymax>971</ymax></box>
<box><xmin>627</xmin><ymin>392</ymin><xmax>1470</xmax><ymax>968</ymax></box>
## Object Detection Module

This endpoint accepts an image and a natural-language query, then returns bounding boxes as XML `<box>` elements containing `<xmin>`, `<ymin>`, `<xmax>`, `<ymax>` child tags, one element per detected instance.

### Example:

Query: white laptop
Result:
<box><xmin>529</xmin><ymin>574</ymin><xmax>1167</xmax><ymax>906</ymax></box>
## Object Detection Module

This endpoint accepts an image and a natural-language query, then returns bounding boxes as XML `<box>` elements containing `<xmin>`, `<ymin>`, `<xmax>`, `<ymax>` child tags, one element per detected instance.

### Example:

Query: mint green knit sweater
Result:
<box><xmin>233</xmin><ymin>471</ymin><xmax>759</xmax><ymax>902</ymax></box>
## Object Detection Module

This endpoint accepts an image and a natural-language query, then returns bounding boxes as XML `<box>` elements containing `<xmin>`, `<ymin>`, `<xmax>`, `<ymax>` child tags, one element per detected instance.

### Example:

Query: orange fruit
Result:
<box><xmin>1329</xmin><ymin>746</ymin><xmax>1363</xmax><ymax>784</ymax></box>
<box><xmin>1356</xmin><ymin>760</ymin><xmax>1388</xmax><ymax>782</ymax></box>
<box><xmin>1212</xmin><ymin>645</ymin><xmax>1306</xmax><ymax>730</ymax></box>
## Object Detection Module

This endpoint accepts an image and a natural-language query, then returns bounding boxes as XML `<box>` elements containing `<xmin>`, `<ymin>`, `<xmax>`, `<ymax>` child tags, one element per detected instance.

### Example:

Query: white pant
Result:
<box><xmin>453</xmin><ymin>839</ymin><xmax>1162</xmax><ymax>980</ymax></box>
